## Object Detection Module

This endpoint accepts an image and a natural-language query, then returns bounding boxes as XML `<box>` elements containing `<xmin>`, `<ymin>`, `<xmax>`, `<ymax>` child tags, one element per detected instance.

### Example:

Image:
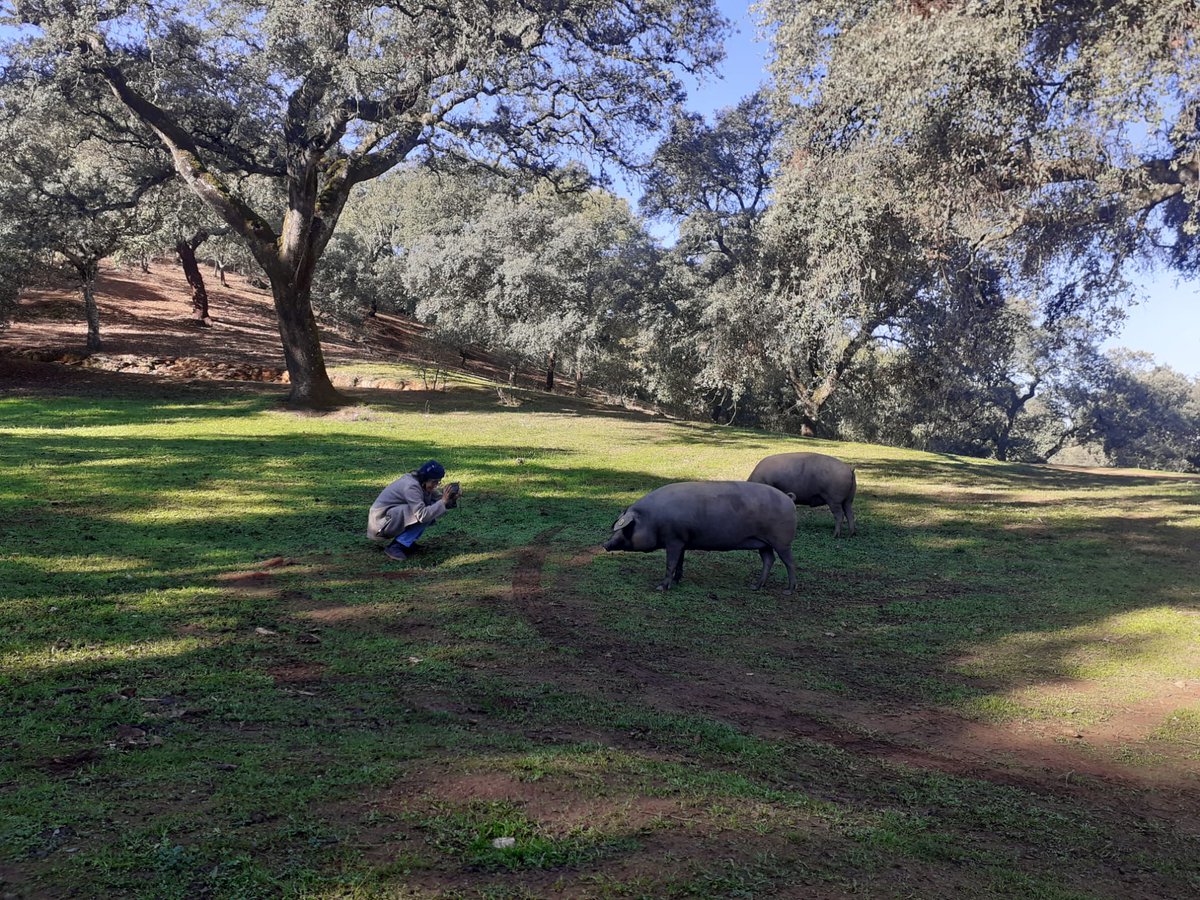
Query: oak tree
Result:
<box><xmin>9</xmin><ymin>0</ymin><xmax>725</xmax><ymax>405</ymax></box>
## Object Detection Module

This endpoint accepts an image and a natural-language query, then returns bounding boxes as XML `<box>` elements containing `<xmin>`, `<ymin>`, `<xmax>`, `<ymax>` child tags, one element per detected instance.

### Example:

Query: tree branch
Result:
<box><xmin>78</xmin><ymin>33</ymin><xmax>281</xmax><ymax>263</ymax></box>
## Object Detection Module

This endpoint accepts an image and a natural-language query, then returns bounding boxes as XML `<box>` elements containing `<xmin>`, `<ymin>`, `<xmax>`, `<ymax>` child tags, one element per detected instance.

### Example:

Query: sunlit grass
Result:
<box><xmin>1151</xmin><ymin>709</ymin><xmax>1200</xmax><ymax>748</ymax></box>
<box><xmin>5</xmin><ymin>552</ymin><xmax>149</xmax><ymax>574</ymax></box>
<box><xmin>4</xmin><ymin>636</ymin><xmax>207</xmax><ymax>672</ymax></box>
<box><xmin>962</xmin><ymin>607</ymin><xmax>1200</xmax><ymax>686</ymax></box>
<box><xmin>2</xmin><ymin>380</ymin><xmax>1199</xmax><ymax>897</ymax></box>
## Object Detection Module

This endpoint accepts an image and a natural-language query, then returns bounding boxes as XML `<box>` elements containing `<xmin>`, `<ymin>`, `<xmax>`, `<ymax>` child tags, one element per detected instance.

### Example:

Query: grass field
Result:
<box><xmin>2</xmin><ymin>372</ymin><xmax>1199</xmax><ymax>898</ymax></box>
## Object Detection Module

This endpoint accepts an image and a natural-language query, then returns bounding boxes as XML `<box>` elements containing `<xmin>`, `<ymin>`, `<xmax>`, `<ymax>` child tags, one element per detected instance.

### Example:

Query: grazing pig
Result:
<box><xmin>748</xmin><ymin>452</ymin><xmax>857</xmax><ymax>537</ymax></box>
<box><xmin>603</xmin><ymin>481</ymin><xmax>798</xmax><ymax>592</ymax></box>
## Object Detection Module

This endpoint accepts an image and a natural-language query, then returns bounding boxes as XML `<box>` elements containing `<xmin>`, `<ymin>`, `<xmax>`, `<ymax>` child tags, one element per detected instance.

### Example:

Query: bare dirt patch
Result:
<box><xmin>1</xmin><ymin>260</ymin><xmax>590</xmax><ymax>396</ymax></box>
<box><xmin>0</xmin><ymin>353</ymin><xmax>278</xmax><ymax>400</ymax></box>
<box><xmin>410</xmin><ymin>768</ymin><xmax>684</xmax><ymax>836</ymax></box>
<box><xmin>334</xmin><ymin>757</ymin><xmax>1007</xmax><ymax>900</ymax></box>
<box><xmin>1002</xmin><ymin>677</ymin><xmax>1200</xmax><ymax>767</ymax></box>
<box><xmin>34</xmin><ymin>747</ymin><xmax>103</xmax><ymax>776</ymax></box>
<box><xmin>505</xmin><ymin>536</ymin><xmax>1200</xmax><ymax>827</ymax></box>
<box><xmin>347</xmin><ymin>761</ymin><xmax>825</xmax><ymax>898</ymax></box>
<box><xmin>214</xmin><ymin>569</ymin><xmax>279</xmax><ymax>599</ymax></box>
<box><xmin>288</xmin><ymin>601</ymin><xmax>388</xmax><ymax>627</ymax></box>
<box><xmin>2</xmin><ymin>265</ymin><xmax>301</xmax><ymax>365</ymax></box>
<box><xmin>268</xmin><ymin>662</ymin><xmax>328</xmax><ymax>685</ymax></box>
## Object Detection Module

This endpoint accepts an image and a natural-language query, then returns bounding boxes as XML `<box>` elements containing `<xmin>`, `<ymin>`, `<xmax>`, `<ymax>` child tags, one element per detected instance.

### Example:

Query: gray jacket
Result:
<box><xmin>367</xmin><ymin>472</ymin><xmax>447</xmax><ymax>540</ymax></box>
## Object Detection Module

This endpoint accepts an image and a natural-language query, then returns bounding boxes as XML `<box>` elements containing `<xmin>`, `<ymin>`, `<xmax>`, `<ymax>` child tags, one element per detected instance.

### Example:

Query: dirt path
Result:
<box><xmin>507</xmin><ymin>534</ymin><xmax>1200</xmax><ymax>825</ymax></box>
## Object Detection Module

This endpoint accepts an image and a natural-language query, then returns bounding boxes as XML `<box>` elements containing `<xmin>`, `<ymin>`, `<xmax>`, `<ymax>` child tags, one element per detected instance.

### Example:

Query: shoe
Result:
<box><xmin>384</xmin><ymin>543</ymin><xmax>408</xmax><ymax>561</ymax></box>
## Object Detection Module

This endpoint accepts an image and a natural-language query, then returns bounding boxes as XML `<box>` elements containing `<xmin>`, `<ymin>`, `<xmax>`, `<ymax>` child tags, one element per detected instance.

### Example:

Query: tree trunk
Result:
<box><xmin>544</xmin><ymin>350</ymin><xmax>557</xmax><ymax>392</ymax></box>
<box><xmin>995</xmin><ymin>412</ymin><xmax>1017</xmax><ymax>461</ymax></box>
<box><xmin>573</xmin><ymin>345</ymin><xmax>583</xmax><ymax>397</ymax></box>
<box><xmin>797</xmin><ymin>413</ymin><xmax>824</xmax><ymax>438</ymax></box>
<box><xmin>785</xmin><ymin>373</ymin><xmax>833</xmax><ymax>438</ymax></box>
<box><xmin>176</xmin><ymin>239</ymin><xmax>212</xmax><ymax>325</ymax></box>
<box><xmin>269</xmin><ymin>278</ymin><xmax>345</xmax><ymax>407</ymax></box>
<box><xmin>1042</xmin><ymin>425</ymin><xmax>1077</xmax><ymax>462</ymax></box>
<box><xmin>995</xmin><ymin>380</ymin><xmax>1040</xmax><ymax>461</ymax></box>
<box><xmin>786</xmin><ymin>312</ymin><xmax>890</xmax><ymax>437</ymax></box>
<box><xmin>86</xmin><ymin>47</ymin><xmax>356</xmax><ymax>410</ymax></box>
<box><xmin>709</xmin><ymin>389</ymin><xmax>731</xmax><ymax>424</ymax></box>
<box><xmin>79</xmin><ymin>263</ymin><xmax>101</xmax><ymax>350</ymax></box>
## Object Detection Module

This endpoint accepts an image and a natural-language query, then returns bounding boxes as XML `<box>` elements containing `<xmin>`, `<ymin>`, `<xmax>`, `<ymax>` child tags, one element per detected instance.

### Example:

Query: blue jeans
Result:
<box><xmin>390</xmin><ymin>523</ymin><xmax>427</xmax><ymax>549</ymax></box>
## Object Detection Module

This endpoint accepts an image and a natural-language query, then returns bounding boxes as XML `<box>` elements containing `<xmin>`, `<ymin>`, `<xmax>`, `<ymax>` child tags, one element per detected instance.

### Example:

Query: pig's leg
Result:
<box><xmin>673</xmin><ymin>549</ymin><xmax>686</xmax><ymax>584</ymax></box>
<box><xmin>828</xmin><ymin>498</ymin><xmax>844</xmax><ymax>537</ymax></box>
<box><xmin>753</xmin><ymin>546</ymin><xmax>776</xmax><ymax>590</ymax></box>
<box><xmin>774</xmin><ymin>543</ymin><xmax>797</xmax><ymax>593</ymax></box>
<box><xmin>843</xmin><ymin>500</ymin><xmax>856</xmax><ymax>536</ymax></box>
<box><xmin>659</xmin><ymin>542</ymin><xmax>684</xmax><ymax>591</ymax></box>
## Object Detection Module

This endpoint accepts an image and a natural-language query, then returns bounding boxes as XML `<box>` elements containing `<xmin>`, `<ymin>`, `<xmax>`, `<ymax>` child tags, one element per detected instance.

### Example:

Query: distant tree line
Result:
<box><xmin>0</xmin><ymin>0</ymin><xmax>1196</xmax><ymax>470</ymax></box>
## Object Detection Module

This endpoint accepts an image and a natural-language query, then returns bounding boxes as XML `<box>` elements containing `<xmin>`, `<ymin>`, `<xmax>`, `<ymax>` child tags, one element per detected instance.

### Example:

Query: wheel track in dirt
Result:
<box><xmin>510</xmin><ymin>531</ymin><xmax>1200</xmax><ymax>825</ymax></box>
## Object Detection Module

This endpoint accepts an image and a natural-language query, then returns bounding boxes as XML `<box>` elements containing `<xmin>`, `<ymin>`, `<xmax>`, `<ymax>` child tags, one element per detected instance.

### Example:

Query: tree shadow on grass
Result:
<box><xmin>3</xmin><ymin>406</ymin><xmax>1200</xmax><ymax>896</ymax></box>
<box><xmin>2</xmin><ymin>421</ymin><xmax>1197</xmax><ymax>698</ymax></box>
<box><xmin>0</xmin><ymin>356</ymin><xmax>685</xmax><ymax>429</ymax></box>
<box><xmin>0</xmin><ymin>358</ymin><xmax>285</xmax><ymax>425</ymax></box>
<box><xmin>0</xmin><ymin>428</ymin><xmax>663</xmax><ymax>611</ymax></box>
<box><xmin>853</xmin><ymin>455</ymin><xmax>1200</xmax><ymax>492</ymax></box>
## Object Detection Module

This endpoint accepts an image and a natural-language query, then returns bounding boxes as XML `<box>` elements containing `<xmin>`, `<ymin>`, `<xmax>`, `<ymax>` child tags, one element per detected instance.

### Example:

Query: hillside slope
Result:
<box><xmin>0</xmin><ymin>259</ymin><xmax>571</xmax><ymax>397</ymax></box>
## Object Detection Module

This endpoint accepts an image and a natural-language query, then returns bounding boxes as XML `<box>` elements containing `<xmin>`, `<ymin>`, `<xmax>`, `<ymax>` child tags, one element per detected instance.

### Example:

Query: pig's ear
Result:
<box><xmin>613</xmin><ymin>509</ymin><xmax>636</xmax><ymax>531</ymax></box>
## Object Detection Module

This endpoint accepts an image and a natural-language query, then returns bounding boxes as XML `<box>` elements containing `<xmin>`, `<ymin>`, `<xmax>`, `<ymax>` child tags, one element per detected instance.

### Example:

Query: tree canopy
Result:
<box><xmin>696</xmin><ymin>0</ymin><xmax>1199</xmax><ymax>435</ymax></box>
<box><xmin>0</xmin><ymin>71</ymin><xmax>170</xmax><ymax>346</ymax></box>
<box><xmin>762</xmin><ymin>0</ymin><xmax>1199</xmax><ymax>312</ymax></box>
<box><xmin>6</xmin><ymin>0</ymin><xmax>726</xmax><ymax>403</ymax></box>
<box><xmin>332</xmin><ymin>166</ymin><xmax>662</xmax><ymax>393</ymax></box>
<box><xmin>642</xmin><ymin>91</ymin><xmax>778</xmax><ymax>278</ymax></box>
<box><xmin>2</xmin><ymin>0</ymin><xmax>1196</xmax><ymax>470</ymax></box>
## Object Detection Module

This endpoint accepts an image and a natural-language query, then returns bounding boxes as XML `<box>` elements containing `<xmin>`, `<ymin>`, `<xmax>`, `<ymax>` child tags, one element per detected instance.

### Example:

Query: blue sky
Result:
<box><xmin>671</xmin><ymin>0</ymin><xmax>1199</xmax><ymax>378</ymax></box>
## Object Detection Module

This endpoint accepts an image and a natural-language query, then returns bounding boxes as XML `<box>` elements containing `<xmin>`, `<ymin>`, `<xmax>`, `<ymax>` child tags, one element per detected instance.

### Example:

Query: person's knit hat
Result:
<box><xmin>416</xmin><ymin>460</ymin><xmax>446</xmax><ymax>482</ymax></box>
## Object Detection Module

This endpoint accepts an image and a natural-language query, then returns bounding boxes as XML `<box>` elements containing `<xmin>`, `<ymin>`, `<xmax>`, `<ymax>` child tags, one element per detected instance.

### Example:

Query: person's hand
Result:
<box><xmin>442</xmin><ymin>482</ymin><xmax>461</xmax><ymax>507</ymax></box>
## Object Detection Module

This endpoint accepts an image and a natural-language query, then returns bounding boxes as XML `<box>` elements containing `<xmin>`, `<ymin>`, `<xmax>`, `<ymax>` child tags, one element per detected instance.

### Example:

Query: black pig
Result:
<box><xmin>748</xmin><ymin>452</ymin><xmax>857</xmax><ymax>537</ymax></box>
<box><xmin>603</xmin><ymin>481</ymin><xmax>798</xmax><ymax>592</ymax></box>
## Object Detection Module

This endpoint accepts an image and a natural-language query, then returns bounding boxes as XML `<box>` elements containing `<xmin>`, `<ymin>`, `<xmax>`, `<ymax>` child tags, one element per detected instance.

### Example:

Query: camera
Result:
<box><xmin>445</xmin><ymin>482</ymin><xmax>461</xmax><ymax>508</ymax></box>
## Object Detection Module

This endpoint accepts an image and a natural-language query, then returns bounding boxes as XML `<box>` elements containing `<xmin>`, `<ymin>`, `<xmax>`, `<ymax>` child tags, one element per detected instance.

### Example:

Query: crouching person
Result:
<box><xmin>367</xmin><ymin>460</ymin><xmax>459</xmax><ymax>561</ymax></box>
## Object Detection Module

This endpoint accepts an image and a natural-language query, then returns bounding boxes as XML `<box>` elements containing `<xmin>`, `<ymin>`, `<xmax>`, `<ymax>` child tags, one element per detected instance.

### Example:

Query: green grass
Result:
<box><xmin>2</xmin><ymin>376</ymin><xmax>1199</xmax><ymax>898</ymax></box>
